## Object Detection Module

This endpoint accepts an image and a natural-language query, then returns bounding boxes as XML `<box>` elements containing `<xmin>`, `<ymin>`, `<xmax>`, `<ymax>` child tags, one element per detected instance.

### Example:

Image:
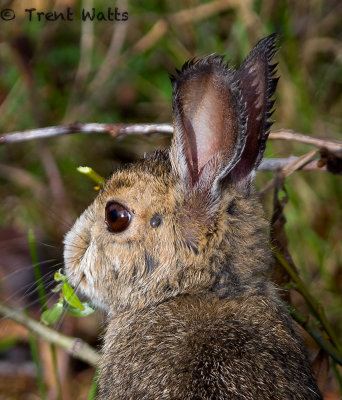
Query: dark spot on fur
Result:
<box><xmin>226</xmin><ymin>199</ymin><xmax>237</xmax><ymax>215</ymax></box>
<box><xmin>206</xmin><ymin>231</ymin><xmax>213</xmax><ymax>239</ymax></box>
<box><xmin>164</xmin><ymin>282</ymin><xmax>172</xmax><ymax>293</ymax></box>
<box><xmin>131</xmin><ymin>264</ymin><xmax>138</xmax><ymax>283</ymax></box>
<box><xmin>144</xmin><ymin>252</ymin><xmax>158</xmax><ymax>273</ymax></box>
<box><xmin>173</xmin><ymin>200</ymin><xmax>181</xmax><ymax>217</ymax></box>
<box><xmin>177</xmin><ymin>269</ymin><xmax>184</xmax><ymax>282</ymax></box>
<box><xmin>150</xmin><ymin>213</ymin><xmax>163</xmax><ymax>228</ymax></box>
<box><xmin>112</xmin><ymin>267</ymin><xmax>119</xmax><ymax>279</ymax></box>
<box><xmin>186</xmin><ymin>241</ymin><xmax>199</xmax><ymax>255</ymax></box>
<box><xmin>111</xmin><ymin>177</ymin><xmax>132</xmax><ymax>189</ymax></box>
<box><xmin>210</xmin><ymin>261</ymin><xmax>243</xmax><ymax>299</ymax></box>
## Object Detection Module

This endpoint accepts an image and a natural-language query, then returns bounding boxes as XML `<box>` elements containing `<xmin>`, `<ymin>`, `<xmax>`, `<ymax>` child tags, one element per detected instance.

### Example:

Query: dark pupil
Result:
<box><xmin>109</xmin><ymin>208</ymin><xmax>119</xmax><ymax>222</ymax></box>
<box><xmin>105</xmin><ymin>202</ymin><xmax>131</xmax><ymax>233</ymax></box>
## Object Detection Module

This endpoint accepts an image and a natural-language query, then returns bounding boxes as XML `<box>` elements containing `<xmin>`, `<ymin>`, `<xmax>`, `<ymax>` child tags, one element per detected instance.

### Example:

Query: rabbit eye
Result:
<box><xmin>105</xmin><ymin>202</ymin><xmax>131</xmax><ymax>233</ymax></box>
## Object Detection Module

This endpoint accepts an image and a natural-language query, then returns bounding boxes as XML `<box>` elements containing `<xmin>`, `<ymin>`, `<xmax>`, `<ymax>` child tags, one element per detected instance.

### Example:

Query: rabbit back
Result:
<box><xmin>99</xmin><ymin>293</ymin><xmax>321</xmax><ymax>399</ymax></box>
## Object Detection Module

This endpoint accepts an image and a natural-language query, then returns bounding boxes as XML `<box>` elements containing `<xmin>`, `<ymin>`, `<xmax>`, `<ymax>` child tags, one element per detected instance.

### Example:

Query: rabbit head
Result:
<box><xmin>64</xmin><ymin>34</ymin><xmax>279</xmax><ymax>315</ymax></box>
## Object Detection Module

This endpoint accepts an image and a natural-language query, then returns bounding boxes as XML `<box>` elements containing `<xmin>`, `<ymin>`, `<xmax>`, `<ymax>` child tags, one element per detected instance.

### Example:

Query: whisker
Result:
<box><xmin>2</xmin><ymin>273</ymin><xmax>52</xmax><ymax>303</ymax></box>
<box><xmin>2</xmin><ymin>261</ymin><xmax>63</xmax><ymax>304</ymax></box>
<box><xmin>22</xmin><ymin>279</ymin><xmax>57</xmax><ymax>303</ymax></box>
<box><xmin>38</xmin><ymin>202</ymin><xmax>73</xmax><ymax>231</ymax></box>
<box><xmin>64</xmin><ymin>242</ymin><xmax>88</xmax><ymax>251</ymax></box>
<box><xmin>0</xmin><ymin>259</ymin><xmax>57</xmax><ymax>282</ymax></box>
<box><xmin>0</xmin><ymin>281</ymin><xmax>59</xmax><ymax>323</ymax></box>
<box><xmin>39</xmin><ymin>241</ymin><xmax>60</xmax><ymax>249</ymax></box>
<box><xmin>64</xmin><ymin>254</ymin><xmax>86</xmax><ymax>265</ymax></box>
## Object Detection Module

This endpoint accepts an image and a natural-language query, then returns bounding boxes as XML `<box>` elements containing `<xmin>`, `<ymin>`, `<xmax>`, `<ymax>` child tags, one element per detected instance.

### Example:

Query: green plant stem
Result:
<box><xmin>28</xmin><ymin>230</ymin><xmax>62</xmax><ymax>399</ymax></box>
<box><xmin>77</xmin><ymin>166</ymin><xmax>105</xmax><ymax>186</ymax></box>
<box><xmin>289</xmin><ymin>306</ymin><xmax>342</xmax><ymax>365</ymax></box>
<box><xmin>29</xmin><ymin>332</ymin><xmax>46</xmax><ymax>400</ymax></box>
<box><xmin>50</xmin><ymin>344</ymin><xmax>63</xmax><ymax>400</ymax></box>
<box><xmin>274</xmin><ymin>250</ymin><xmax>342</xmax><ymax>361</ymax></box>
<box><xmin>88</xmin><ymin>369</ymin><xmax>99</xmax><ymax>400</ymax></box>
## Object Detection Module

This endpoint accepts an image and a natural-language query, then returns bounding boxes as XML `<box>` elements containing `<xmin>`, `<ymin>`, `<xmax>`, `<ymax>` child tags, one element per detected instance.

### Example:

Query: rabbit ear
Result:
<box><xmin>229</xmin><ymin>34</ymin><xmax>279</xmax><ymax>186</ymax></box>
<box><xmin>170</xmin><ymin>34</ymin><xmax>279</xmax><ymax>196</ymax></box>
<box><xmin>170</xmin><ymin>55</ymin><xmax>246</xmax><ymax>195</ymax></box>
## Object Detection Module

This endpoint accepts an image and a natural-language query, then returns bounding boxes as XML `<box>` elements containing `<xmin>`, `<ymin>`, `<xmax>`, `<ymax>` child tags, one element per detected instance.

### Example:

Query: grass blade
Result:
<box><xmin>88</xmin><ymin>369</ymin><xmax>99</xmax><ymax>400</ymax></box>
<box><xmin>28</xmin><ymin>229</ymin><xmax>63</xmax><ymax>400</ymax></box>
<box><xmin>28</xmin><ymin>331</ymin><xmax>46</xmax><ymax>400</ymax></box>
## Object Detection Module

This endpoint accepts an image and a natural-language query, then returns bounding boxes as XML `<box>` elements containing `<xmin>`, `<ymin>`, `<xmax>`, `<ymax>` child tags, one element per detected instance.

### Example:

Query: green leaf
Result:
<box><xmin>67</xmin><ymin>302</ymin><xmax>95</xmax><ymax>317</ymax></box>
<box><xmin>62</xmin><ymin>282</ymin><xmax>84</xmax><ymax>310</ymax></box>
<box><xmin>51</xmin><ymin>283</ymin><xmax>63</xmax><ymax>293</ymax></box>
<box><xmin>54</xmin><ymin>269</ymin><xmax>67</xmax><ymax>282</ymax></box>
<box><xmin>41</xmin><ymin>299</ymin><xmax>64</xmax><ymax>325</ymax></box>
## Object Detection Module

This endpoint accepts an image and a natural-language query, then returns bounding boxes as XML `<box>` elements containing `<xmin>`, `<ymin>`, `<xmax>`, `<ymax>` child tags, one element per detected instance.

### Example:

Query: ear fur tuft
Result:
<box><xmin>230</xmin><ymin>33</ymin><xmax>280</xmax><ymax>183</ymax></box>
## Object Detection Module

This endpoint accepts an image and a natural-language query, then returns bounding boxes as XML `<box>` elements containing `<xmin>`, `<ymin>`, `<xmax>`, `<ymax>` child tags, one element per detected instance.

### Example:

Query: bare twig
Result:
<box><xmin>2</xmin><ymin>123</ymin><xmax>341</xmax><ymax>175</ymax></box>
<box><xmin>1</xmin><ymin>123</ymin><xmax>341</xmax><ymax>150</ymax></box>
<box><xmin>0</xmin><ymin>122</ymin><xmax>173</xmax><ymax>144</ymax></box>
<box><xmin>258</xmin><ymin>157</ymin><xmax>326</xmax><ymax>171</ymax></box>
<box><xmin>0</xmin><ymin>302</ymin><xmax>100</xmax><ymax>367</ymax></box>
<box><xmin>271</xmin><ymin>129</ymin><xmax>342</xmax><ymax>154</ymax></box>
<box><xmin>259</xmin><ymin>149</ymin><xmax>319</xmax><ymax>197</ymax></box>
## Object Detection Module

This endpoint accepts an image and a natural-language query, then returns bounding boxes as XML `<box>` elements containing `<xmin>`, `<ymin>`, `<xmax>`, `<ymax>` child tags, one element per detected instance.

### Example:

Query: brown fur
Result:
<box><xmin>101</xmin><ymin>293</ymin><xmax>319</xmax><ymax>399</ymax></box>
<box><xmin>64</xmin><ymin>35</ymin><xmax>321</xmax><ymax>399</ymax></box>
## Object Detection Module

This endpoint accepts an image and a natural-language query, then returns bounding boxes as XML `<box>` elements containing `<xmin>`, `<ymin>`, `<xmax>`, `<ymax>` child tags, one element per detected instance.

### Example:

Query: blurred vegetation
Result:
<box><xmin>0</xmin><ymin>0</ymin><xmax>341</xmax><ymax>398</ymax></box>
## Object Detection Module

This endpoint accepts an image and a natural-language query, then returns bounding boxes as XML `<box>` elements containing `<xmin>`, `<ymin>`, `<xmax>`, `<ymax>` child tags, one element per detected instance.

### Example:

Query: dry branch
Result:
<box><xmin>271</xmin><ymin>129</ymin><xmax>342</xmax><ymax>154</ymax></box>
<box><xmin>1</xmin><ymin>123</ymin><xmax>341</xmax><ymax>151</ymax></box>
<box><xmin>0</xmin><ymin>122</ymin><xmax>173</xmax><ymax>144</ymax></box>
<box><xmin>1</xmin><ymin>123</ymin><xmax>341</xmax><ymax>173</ymax></box>
<box><xmin>0</xmin><ymin>302</ymin><xmax>100</xmax><ymax>367</ymax></box>
<box><xmin>259</xmin><ymin>149</ymin><xmax>320</xmax><ymax>197</ymax></box>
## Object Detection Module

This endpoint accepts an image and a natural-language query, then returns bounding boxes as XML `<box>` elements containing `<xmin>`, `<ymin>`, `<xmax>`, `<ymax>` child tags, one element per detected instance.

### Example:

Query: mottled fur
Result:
<box><xmin>101</xmin><ymin>293</ymin><xmax>319</xmax><ymax>399</ymax></box>
<box><xmin>64</xmin><ymin>35</ymin><xmax>321</xmax><ymax>399</ymax></box>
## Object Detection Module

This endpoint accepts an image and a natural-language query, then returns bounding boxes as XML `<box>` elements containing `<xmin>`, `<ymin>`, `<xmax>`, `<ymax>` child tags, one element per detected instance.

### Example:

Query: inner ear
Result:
<box><xmin>171</xmin><ymin>57</ymin><xmax>246</xmax><ymax>190</ymax></box>
<box><xmin>180</xmin><ymin>74</ymin><xmax>237</xmax><ymax>175</ymax></box>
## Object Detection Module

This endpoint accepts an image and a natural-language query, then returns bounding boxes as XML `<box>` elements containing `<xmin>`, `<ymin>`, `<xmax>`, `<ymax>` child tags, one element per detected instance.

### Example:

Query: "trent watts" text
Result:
<box><xmin>24</xmin><ymin>7</ymin><xmax>128</xmax><ymax>22</ymax></box>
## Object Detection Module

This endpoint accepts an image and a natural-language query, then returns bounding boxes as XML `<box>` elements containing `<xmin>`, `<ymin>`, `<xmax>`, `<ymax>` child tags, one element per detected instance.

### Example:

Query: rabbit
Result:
<box><xmin>64</xmin><ymin>34</ymin><xmax>322</xmax><ymax>399</ymax></box>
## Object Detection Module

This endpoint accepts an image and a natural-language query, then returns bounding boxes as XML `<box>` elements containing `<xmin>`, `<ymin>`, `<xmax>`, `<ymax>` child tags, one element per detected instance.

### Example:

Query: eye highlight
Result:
<box><xmin>105</xmin><ymin>202</ymin><xmax>131</xmax><ymax>233</ymax></box>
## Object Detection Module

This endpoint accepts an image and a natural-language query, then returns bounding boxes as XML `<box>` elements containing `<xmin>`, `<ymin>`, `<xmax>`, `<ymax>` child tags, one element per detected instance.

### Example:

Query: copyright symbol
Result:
<box><xmin>1</xmin><ymin>8</ymin><xmax>15</xmax><ymax>21</ymax></box>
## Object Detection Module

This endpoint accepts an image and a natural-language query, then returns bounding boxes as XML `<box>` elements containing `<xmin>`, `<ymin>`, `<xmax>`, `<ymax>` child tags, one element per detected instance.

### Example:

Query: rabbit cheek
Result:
<box><xmin>78</xmin><ymin>242</ymin><xmax>98</xmax><ymax>288</ymax></box>
<box><xmin>64</xmin><ymin>217</ymin><xmax>92</xmax><ymax>287</ymax></box>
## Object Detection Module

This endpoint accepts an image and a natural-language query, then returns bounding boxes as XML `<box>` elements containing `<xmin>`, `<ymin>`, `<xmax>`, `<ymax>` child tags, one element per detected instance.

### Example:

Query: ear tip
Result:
<box><xmin>250</xmin><ymin>33</ymin><xmax>281</xmax><ymax>62</ymax></box>
<box><xmin>169</xmin><ymin>53</ymin><xmax>232</xmax><ymax>89</ymax></box>
<box><xmin>261</xmin><ymin>32</ymin><xmax>281</xmax><ymax>48</ymax></box>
